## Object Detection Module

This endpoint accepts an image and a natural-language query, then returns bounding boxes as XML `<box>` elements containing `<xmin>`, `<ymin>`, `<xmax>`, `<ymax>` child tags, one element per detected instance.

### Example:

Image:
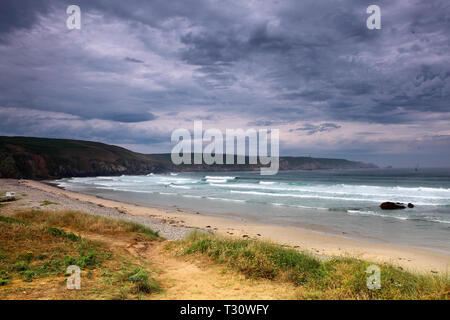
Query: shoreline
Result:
<box><xmin>2</xmin><ymin>178</ymin><xmax>449</xmax><ymax>274</ymax></box>
<box><xmin>47</xmin><ymin>180</ymin><xmax>440</xmax><ymax>255</ymax></box>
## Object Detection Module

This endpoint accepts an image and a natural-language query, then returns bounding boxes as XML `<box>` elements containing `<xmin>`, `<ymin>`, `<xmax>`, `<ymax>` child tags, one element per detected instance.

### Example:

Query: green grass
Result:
<box><xmin>125</xmin><ymin>268</ymin><xmax>161</xmax><ymax>294</ymax></box>
<box><xmin>46</xmin><ymin>226</ymin><xmax>81</xmax><ymax>242</ymax></box>
<box><xmin>0</xmin><ymin>215</ymin><xmax>28</xmax><ymax>225</ymax></box>
<box><xmin>122</xmin><ymin>221</ymin><xmax>160</xmax><ymax>239</ymax></box>
<box><xmin>40</xmin><ymin>200</ymin><xmax>58</xmax><ymax>206</ymax></box>
<box><xmin>0</xmin><ymin>210</ymin><xmax>162</xmax><ymax>299</ymax></box>
<box><xmin>13</xmin><ymin>209</ymin><xmax>160</xmax><ymax>241</ymax></box>
<box><xmin>172</xmin><ymin>231</ymin><xmax>450</xmax><ymax>300</ymax></box>
<box><xmin>0</xmin><ymin>222</ymin><xmax>108</xmax><ymax>284</ymax></box>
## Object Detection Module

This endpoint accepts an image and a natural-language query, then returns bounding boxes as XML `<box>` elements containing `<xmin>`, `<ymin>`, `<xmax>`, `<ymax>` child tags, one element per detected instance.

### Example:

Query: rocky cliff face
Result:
<box><xmin>0</xmin><ymin>137</ymin><xmax>168</xmax><ymax>179</ymax></box>
<box><xmin>0</xmin><ymin>136</ymin><xmax>377</xmax><ymax>179</ymax></box>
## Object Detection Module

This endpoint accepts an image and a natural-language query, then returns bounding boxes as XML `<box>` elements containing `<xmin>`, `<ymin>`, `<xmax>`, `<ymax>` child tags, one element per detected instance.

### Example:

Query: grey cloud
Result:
<box><xmin>247</xmin><ymin>120</ymin><xmax>290</xmax><ymax>127</ymax></box>
<box><xmin>0</xmin><ymin>0</ymin><xmax>50</xmax><ymax>40</ymax></box>
<box><xmin>0</xmin><ymin>0</ymin><xmax>449</xmax><ymax>165</ymax></box>
<box><xmin>1</xmin><ymin>0</ymin><xmax>448</xmax><ymax>125</ymax></box>
<box><xmin>0</xmin><ymin>107</ymin><xmax>168</xmax><ymax>148</ymax></box>
<box><xmin>124</xmin><ymin>57</ymin><xmax>144</xmax><ymax>64</ymax></box>
<box><xmin>102</xmin><ymin>112</ymin><xmax>157</xmax><ymax>123</ymax></box>
<box><xmin>247</xmin><ymin>120</ymin><xmax>279</xmax><ymax>127</ymax></box>
<box><xmin>290</xmin><ymin>123</ymin><xmax>342</xmax><ymax>135</ymax></box>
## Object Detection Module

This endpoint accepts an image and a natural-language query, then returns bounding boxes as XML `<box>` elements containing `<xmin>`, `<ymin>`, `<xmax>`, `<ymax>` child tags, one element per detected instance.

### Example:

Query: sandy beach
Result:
<box><xmin>1</xmin><ymin>178</ymin><xmax>449</xmax><ymax>274</ymax></box>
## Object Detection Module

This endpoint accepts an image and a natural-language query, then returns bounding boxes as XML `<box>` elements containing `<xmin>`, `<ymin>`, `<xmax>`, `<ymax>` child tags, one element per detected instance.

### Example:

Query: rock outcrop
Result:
<box><xmin>380</xmin><ymin>202</ymin><xmax>407</xmax><ymax>210</ymax></box>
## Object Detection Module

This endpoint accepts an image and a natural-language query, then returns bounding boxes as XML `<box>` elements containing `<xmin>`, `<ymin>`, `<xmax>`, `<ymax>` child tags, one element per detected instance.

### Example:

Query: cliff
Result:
<box><xmin>0</xmin><ymin>136</ymin><xmax>377</xmax><ymax>179</ymax></box>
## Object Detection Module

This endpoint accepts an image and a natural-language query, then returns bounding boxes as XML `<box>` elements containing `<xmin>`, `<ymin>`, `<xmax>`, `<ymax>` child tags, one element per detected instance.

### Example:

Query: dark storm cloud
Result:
<box><xmin>0</xmin><ymin>0</ymin><xmax>449</xmax><ymax>164</ymax></box>
<box><xmin>0</xmin><ymin>0</ymin><xmax>50</xmax><ymax>40</ymax></box>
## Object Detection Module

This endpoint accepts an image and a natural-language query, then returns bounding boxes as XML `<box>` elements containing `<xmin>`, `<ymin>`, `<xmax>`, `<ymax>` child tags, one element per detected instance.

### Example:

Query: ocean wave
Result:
<box><xmin>207</xmin><ymin>182</ymin><xmax>450</xmax><ymax>205</ymax></box>
<box><xmin>56</xmin><ymin>182</ymin><xmax>69</xmax><ymax>188</ymax></box>
<box><xmin>420</xmin><ymin>216</ymin><xmax>450</xmax><ymax>224</ymax></box>
<box><xmin>271</xmin><ymin>202</ymin><xmax>327</xmax><ymax>210</ymax></box>
<box><xmin>205</xmin><ymin>197</ymin><xmax>246</xmax><ymax>203</ymax></box>
<box><xmin>346</xmin><ymin>209</ymin><xmax>408</xmax><ymax>220</ymax></box>
<box><xmin>228</xmin><ymin>190</ymin><xmax>441</xmax><ymax>205</ymax></box>
<box><xmin>206</xmin><ymin>179</ymin><xmax>228</xmax><ymax>183</ymax></box>
<box><xmin>182</xmin><ymin>195</ymin><xmax>202</xmax><ymax>199</ymax></box>
<box><xmin>169</xmin><ymin>185</ymin><xmax>191</xmax><ymax>189</ymax></box>
<box><xmin>346</xmin><ymin>209</ymin><xmax>450</xmax><ymax>224</ymax></box>
<box><xmin>425</xmin><ymin>218</ymin><xmax>450</xmax><ymax>224</ymax></box>
<box><xmin>93</xmin><ymin>186</ymin><xmax>154</xmax><ymax>194</ymax></box>
<box><xmin>204</xmin><ymin>176</ymin><xmax>236</xmax><ymax>180</ymax></box>
<box><xmin>330</xmin><ymin>184</ymin><xmax>450</xmax><ymax>198</ymax></box>
<box><xmin>156</xmin><ymin>177</ymin><xmax>199</xmax><ymax>186</ymax></box>
<box><xmin>210</xmin><ymin>182</ymin><xmax>450</xmax><ymax>201</ymax></box>
<box><xmin>294</xmin><ymin>205</ymin><xmax>328</xmax><ymax>210</ymax></box>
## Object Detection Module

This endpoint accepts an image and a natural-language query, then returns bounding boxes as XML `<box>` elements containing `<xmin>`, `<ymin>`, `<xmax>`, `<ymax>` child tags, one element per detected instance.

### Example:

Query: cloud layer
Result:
<box><xmin>0</xmin><ymin>0</ymin><xmax>449</xmax><ymax>166</ymax></box>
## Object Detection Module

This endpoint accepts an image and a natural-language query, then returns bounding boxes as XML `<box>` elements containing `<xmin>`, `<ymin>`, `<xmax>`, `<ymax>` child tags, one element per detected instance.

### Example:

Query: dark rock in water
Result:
<box><xmin>407</xmin><ymin>203</ymin><xmax>414</xmax><ymax>208</ymax></box>
<box><xmin>380</xmin><ymin>202</ymin><xmax>406</xmax><ymax>210</ymax></box>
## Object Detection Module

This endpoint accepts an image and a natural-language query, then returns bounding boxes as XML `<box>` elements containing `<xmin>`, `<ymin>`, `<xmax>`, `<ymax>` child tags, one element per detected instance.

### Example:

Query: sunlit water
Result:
<box><xmin>54</xmin><ymin>168</ymin><xmax>450</xmax><ymax>253</ymax></box>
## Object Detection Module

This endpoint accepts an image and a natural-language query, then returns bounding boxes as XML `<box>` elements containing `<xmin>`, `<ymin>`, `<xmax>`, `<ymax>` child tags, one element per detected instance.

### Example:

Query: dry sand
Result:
<box><xmin>1</xmin><ymin>178</ymin><xmax>449</xmax><ymax>274</ymax></box>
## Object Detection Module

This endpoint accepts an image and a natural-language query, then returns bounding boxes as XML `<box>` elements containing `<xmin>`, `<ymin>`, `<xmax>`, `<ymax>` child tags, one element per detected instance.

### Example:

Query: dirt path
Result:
<box><xmin>127</xmin><ymin>241</ymin><xmax>297</xmax><ymax>300</ymax></box>
<box><xmin>81</xmin><ymin>231</ymin><xmax>297</xmax><ymax>300</ymax></box>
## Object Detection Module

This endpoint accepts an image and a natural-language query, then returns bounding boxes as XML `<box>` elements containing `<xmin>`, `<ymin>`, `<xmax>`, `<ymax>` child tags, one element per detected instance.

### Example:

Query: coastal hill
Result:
<box><xmin>0</xmin><ymin>136</ymin><xmax>376</xmax><ymax>179</ymax></box>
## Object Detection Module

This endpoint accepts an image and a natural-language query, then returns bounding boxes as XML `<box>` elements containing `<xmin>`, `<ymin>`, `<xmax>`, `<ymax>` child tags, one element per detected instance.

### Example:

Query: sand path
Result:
<box><xmin>81</xmin><ymin>231</ymin><xmax>297</xmax><ymax>300</ymax></box>
<box><xmin>130</xmin><ymin>241</ymin><xmax>296</xmax><ymax>300</ymax></box>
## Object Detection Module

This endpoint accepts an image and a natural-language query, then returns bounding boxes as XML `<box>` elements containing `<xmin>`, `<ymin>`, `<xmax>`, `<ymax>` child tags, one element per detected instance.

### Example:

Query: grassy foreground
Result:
<box><xmin>169</xmin><ymin>231</ymin><xmax>450</xmax><ymax>300</ymax></box>
<box><xmin>0</xmin><ymin>210</ymin><xmax>161</xmax><ymax>299</ymax></box>
<box><xmin>1</xmin><ymin>208</ymin><xmax>449</xmax><ymax>300</ymax></box>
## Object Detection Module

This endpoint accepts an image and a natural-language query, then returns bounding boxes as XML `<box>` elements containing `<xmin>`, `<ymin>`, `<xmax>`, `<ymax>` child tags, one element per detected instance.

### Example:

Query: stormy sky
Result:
<box><xmin>0</xmin><ymin>0</ymin><xmax>449</xmax><ymax>167</ymax></box>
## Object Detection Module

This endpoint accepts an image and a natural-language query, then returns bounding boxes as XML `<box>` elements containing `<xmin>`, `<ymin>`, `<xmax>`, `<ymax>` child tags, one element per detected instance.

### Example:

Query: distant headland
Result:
<box><xmin>0</xmin><ymin>136</ymin><xmax>377</xmax><ymax>179</ymax></box>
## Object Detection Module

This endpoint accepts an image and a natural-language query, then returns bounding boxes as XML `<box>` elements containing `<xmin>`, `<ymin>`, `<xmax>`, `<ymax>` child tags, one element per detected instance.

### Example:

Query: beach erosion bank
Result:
<box><xmin>0</xmin><ymin>178</ymin><xmax>449</xmax><ymax>275</ymax></box>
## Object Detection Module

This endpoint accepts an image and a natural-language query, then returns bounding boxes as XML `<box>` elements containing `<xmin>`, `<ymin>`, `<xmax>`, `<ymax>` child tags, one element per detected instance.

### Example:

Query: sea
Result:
<box><xmin>53</xmin><ymin>168</ymin><xmax>450</xmax><ymax>253</ymax></box>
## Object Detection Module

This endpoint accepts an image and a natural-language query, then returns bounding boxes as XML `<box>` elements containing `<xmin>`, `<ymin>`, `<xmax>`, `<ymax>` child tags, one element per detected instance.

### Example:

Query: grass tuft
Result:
<box><xmin>122</xmin><ymin>221</ymin><xmax>160</xmax><ymax>239</ymax></box>
<box><xmin>13</xmin><ymin>209</ymin><xmax>160</xmax><ymax>240</ymax></box>
<box><xmin>40</xmin><ymin>200</ymin><xmax>58</xmax><ymax>206</ymax></box>
<box><xmin>46</xmin><ymin>226</ymin><xmax>81</xmax><ymax>242</ymax></box>
<box><xmin>127</xmin><ymin>268</ymin><xmax>162</xmax><ymax>294</ymax></box>
<box><xmin>0</xmin><ymin>215</ymin><xmax>28</xmax><ymax>225</ymax></box>
<box><xmin>173</xmin><ymin>231</ymin><xmax>450</xmax><ymax>300</ymax></box>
